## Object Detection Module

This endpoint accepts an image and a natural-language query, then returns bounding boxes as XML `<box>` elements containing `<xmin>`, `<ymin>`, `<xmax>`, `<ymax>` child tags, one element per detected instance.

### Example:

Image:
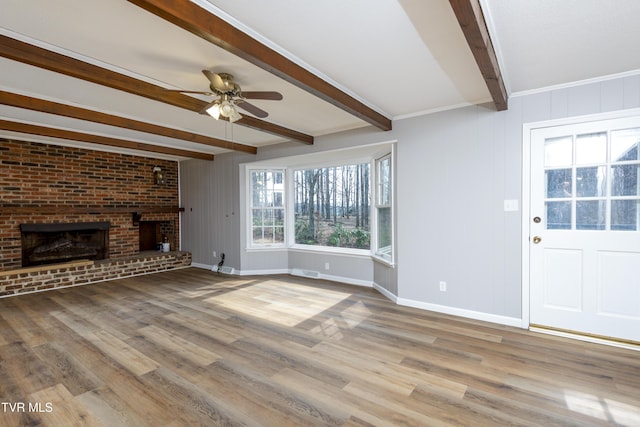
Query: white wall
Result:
<box><xmin>180</xmin><ymin>73</ymin><xmax>640</xmax><ymax>325</ymax></box>
<box><xmin>393</xmin><ymin>74</ymin><xmax>640</xmax><ymax>323</ymax></box>
<box><xmin>395</xmin><ymin>104</ymin><xmax>520</xmax><ymax>320</ymax></box>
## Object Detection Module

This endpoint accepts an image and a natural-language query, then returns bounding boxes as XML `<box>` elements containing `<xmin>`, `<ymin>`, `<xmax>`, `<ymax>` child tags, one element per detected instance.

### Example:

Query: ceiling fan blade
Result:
<box><xmin>241</xmin><ymin>91</ymin><xmax>283</xmax><ymax>101</ymax></box>
<box><xmin>202</xmin><ymin>69</ymin><xmax>216</xmax><ymax>83</ymax></box>
<box><xmin>165</xmin><ymin>89</ymin><xmax>214</xmax><ymax>95</ymax></box>
<box><xmin>202</xmin><ymin>70</ymin><xmax>225</xmax><ymax>92</ymax></box>
<box><xmin>202</xmin><ymin>70</ymin><xmax>237</xmax><ymax>93</ymax></box>
<box><xmin>237</xmin><ymin>101</ymin><xmax>269</xmax><ymax>118</ymax></box>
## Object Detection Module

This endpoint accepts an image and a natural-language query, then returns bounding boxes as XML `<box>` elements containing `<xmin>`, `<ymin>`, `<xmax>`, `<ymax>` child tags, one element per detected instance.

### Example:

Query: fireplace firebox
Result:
<box><xmin>20</xmin><ymin>222</ymin><xmax>110</xmax><ymax>267</ymax></box>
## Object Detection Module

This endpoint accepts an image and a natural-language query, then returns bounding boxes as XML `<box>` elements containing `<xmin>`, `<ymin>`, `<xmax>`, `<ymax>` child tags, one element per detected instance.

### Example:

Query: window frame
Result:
<box><xmin>243</xmin><ymin>143</ymin><xmax>395</xmax><ymax>264</ymax></box>
<box><xmin>373</xmin><ymin>152</ymin><xmax>394</xmax><ymax>265</ymax></box>
<box><xmin>247</xmin><ymin>168</ymin><xmax>287</xmax><ymax>249</ymax></box>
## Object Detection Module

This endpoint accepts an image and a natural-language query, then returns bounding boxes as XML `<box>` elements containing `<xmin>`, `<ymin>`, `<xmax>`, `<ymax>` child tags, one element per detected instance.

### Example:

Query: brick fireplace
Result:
<box><xmin>0</xmin><ymin>139</ymin><xmax>189</xmax><ymax>292</ymax></box>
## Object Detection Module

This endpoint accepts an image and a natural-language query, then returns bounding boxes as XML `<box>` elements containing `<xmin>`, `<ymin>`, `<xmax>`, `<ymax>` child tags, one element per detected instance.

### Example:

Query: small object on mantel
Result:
<box><xmin>132</xmin><ymin>212</ymin><xmax>142</xmax><ymax>225</ymax></box>
<box><xmin>161</xmin><ymin>234</ymin><xmax>170</xmax><ymax>252</ymax></box>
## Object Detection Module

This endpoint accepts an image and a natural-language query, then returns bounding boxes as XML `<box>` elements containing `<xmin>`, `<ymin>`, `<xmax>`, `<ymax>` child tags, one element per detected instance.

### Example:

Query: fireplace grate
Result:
<box><xmin>20</xmin><ymin>222</ymin><xmax>110</xmax><ymax>267</ymax></box>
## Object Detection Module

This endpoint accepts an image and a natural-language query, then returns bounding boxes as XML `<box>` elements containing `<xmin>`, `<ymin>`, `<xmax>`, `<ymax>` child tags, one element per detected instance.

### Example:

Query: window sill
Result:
<box><xmin>372</xmin><ymin>254</ymin><xmax>395</xmax><ymax>268</ymax></box>
<box><xmin>289</xmin><ymin>244</ymin><xmax>371</xmax><ymax>258</ymax></box>
<box><xmin>246</xmin><ymin>245</ymin><xmax>288</xmax><ymax>252</ymax></box>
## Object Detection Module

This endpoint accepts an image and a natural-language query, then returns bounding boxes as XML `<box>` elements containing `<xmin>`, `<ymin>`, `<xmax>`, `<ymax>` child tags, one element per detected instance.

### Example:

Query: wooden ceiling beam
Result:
<box><xmin>0</xmin><ymin>90</ymin><xmax>257</xmax><ymax>154</ymax></box>
<box><xmin>127</xmin><ymin>0</ymin><xmax>392</xmax><ymax>131</ymax></box>
<box><xmin>0</xmin><ymin>34</ymin><xmax>313</xmax><ymax>145</ymax></box>
<box><xmin>0</xmin><ymin>119</ymin><xmax>214</xmax><ymax>161</ymax></box>
<box><xmin>449</xmin><ymin>0</ymin><xmax>508</xmax><ymax>111</ymax></box>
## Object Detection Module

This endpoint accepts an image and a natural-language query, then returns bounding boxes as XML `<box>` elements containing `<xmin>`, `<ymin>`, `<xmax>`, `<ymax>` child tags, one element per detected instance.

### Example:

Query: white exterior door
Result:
<box><xmin>529</xmin><ymin>115</ymin><xmax>640</xmax><ymax>343</ymax></box>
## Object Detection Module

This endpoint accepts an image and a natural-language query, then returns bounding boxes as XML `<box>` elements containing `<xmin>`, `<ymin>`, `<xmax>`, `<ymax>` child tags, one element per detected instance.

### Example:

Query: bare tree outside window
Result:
<box><xmin>294</xmin><ymin>164</ymin><xmax>370</xmax><ymax>249</ymax></box>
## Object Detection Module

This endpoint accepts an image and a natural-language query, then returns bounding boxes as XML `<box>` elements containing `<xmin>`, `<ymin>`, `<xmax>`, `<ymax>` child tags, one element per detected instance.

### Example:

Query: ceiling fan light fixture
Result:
<box><xmin>229</xmin><ymin>109</ymin><xmax>243</xmax><ymax>123</ymax></box>
<box><xmin>219</xmin><ymin>100</ymin><xmax>235</xmax><ymax>117</ymax></box>
<box><xmin>206</xmin><ymin>103</ymin><xmax>221</xmax><ymax>120</ymax></box>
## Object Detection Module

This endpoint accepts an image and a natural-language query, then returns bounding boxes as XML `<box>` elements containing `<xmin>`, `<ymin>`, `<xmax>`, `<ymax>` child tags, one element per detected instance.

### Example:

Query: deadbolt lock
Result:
<box><xmin>533</xmin><ymin>216</ymin><xmax>541</xmax><ymax>223</ymax></box>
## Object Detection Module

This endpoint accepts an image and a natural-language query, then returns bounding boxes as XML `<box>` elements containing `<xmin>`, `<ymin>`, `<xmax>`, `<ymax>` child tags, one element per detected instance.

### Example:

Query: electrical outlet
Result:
<box><xmin>439</xmin><ymin>281</ymin><xmax>447</xmax><ymax>292</ymax></box>
<box><xmin>213</xmin><ymin>251</ymin><xmax>217</xmax><ymax>258</ymax></box>
<box><xmin>325</xmin><ymin>262</ymin><xmax>330</xmax><ymax>270</ymax></box>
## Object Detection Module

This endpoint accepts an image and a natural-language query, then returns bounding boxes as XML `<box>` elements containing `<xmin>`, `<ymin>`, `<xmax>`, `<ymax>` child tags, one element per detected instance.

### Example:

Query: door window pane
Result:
<box><xmin>612</xmin><ymin>165</ymin><xmax>639</xmax><ymax>196</ymax></box>
<box><xmin>611</xmin><ymin>200</ymin><xmax>639</xmax><ymax>231</ymax></box>
<box><xmin>576</xmin><ymin>166</ymin><xmax>606</xmax><ymax>197</ymax></box>
<box><xmin>576</xmin><ymin>200</ymin><xmax>606</xmax><ymax>230</ymax></box>
<box><xmin>540</xmin><ymin>124</ymin><xmax>640</xmax><ymax>233</ymax></box>
<box><xmin>546</xmin><ymin>169</ymin><xmax>572</xmax><ymax>198</ymax></box>
<box><xmin>611</xmin><ymin>128</ymin><xmax>640</xmax><ymax>162</ymax></box>
<box><xmin>544</xmin><ymin>136</ymin><xmax>573</xmax><ymax>167</ymax></box>
<box><xmin>546</xmin><ymin>201</ymin><xmax>571</xmax><ymax>229</ymax></box>
<box><xmin>576</xmin><ymin>132</ymin><xmax>607</xmax><ymax>165</ymax></box>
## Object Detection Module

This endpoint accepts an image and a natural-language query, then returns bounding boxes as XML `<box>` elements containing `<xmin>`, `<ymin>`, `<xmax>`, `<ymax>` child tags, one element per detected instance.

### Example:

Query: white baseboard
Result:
<box><xmin>396</xmin><ymin>297</ymin><xmax>523</xmax><ymax>328</ymax></box>
<box><xmin>192</xmin><ymin>262</ymin><xmax>214</xmax><ymax>270</ymax></box>
<box><xmin>373</xmin><ymin>282</ymin><xmax>398</xmax><ymax>303</ymax></box>
<box><xmin>237</xmin><ymin>268</ymin><xmax>290</xmax><ymax>276</ymax></box>
<box><xmin>319</xmin><ymin>272</ymin><xmax>372</xmax><ymax>288</ymax></box>
<box><xmin>289</xmin><ymin>268</ymin><xmax>373</xmax><ymax>287</ymax></box>
<box><xmin>194</xmin><ymin>264</ymin><xmax>372</xmax><ymax>289</ymax></box>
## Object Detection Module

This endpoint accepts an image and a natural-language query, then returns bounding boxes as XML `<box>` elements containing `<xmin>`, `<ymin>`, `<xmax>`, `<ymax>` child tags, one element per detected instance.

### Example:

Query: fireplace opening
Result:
<box><xmin>20</xmin><ymin>222</ymin><xmax>110</xmax><ymax>267</ymax></box>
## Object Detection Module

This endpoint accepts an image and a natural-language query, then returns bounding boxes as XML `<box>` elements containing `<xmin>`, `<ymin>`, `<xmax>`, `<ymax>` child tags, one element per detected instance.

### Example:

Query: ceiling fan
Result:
<box><xmin>170</xmin><ymin>70</ymin><xmax>283</xmax><ymax>123</ymax></box>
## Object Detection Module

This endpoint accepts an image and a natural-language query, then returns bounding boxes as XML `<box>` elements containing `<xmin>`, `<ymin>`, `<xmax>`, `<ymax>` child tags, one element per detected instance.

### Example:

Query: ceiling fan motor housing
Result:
<box><xmin>198</xmin><ymin>69</ymin><xmax>279</xmax><ymax>119</ymax></box>
<box><xmin>210</xmin><ymin>72</ymin><xmax>241</xmax><ymax>96</ymax></box>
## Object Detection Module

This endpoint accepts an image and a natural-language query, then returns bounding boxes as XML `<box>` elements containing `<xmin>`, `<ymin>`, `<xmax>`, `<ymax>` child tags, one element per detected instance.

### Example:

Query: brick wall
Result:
<box><xmin>0</xmin><ymin>139</ymin><xmax>180</xmax><ymax>271</ymax></box>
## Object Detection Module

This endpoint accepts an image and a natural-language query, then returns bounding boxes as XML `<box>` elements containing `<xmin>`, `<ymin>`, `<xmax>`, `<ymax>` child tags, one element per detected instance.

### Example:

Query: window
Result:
<box><xmin>293</xmin><ymin>164</ymin><xmax>370</xmax><ymax>249</ymax></box>
<box><xmin>375</xmin><ymin>154</ymin><xmax>393</xmax><ymax>260</ymax></box>
<box><xmin>249</xmin><ymin>169</ymin><xmax>285</xmax><ymax>246</ymax></box>
<box><xmin>244</xmin><ymin>143</ymin><xmax>395</xmax><ymax>261</ymax></box>
<box><xmin>544</xmin><ymin>128</ymin><xmax>640</xmax><ymax>231</ymax></box>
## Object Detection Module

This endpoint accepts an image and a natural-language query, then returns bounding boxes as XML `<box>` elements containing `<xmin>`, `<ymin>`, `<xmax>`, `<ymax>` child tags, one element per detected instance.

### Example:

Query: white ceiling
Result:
<box><xmin>484</xmin><ymin>0</ymin><xmax>640</xmax><ymax>93</ymax></box>
<box><xmin>1</xmin><ymin>0</ymin><xmax>640</xmax><ymax>160</ymax></box>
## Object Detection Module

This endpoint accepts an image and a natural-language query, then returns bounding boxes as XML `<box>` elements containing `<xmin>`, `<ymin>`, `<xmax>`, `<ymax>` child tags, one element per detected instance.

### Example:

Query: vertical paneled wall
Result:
<box><xmin>180</xmin><ymin>153</ymin><xmax>245</xmax><ymax>268</ymax></box>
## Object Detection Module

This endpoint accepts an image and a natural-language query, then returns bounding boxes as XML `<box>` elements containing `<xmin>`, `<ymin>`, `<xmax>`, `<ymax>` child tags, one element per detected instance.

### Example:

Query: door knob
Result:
<box><xmin>532</xmin><ymin>236</ymin><xmax>542</xmax><ymax>244</ymax></box>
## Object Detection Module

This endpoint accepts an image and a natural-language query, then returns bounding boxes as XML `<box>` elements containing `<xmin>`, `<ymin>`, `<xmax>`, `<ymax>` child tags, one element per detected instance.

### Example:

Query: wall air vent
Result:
<box><xmin>291</xmin><ymin>269</ymin><xmax>320</xmax><ymax>279</ymax></box>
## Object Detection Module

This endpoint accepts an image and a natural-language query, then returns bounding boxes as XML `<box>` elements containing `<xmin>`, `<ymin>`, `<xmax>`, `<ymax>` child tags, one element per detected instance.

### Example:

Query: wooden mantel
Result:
<box><xmin>0</xmin><ymin>206</ymin><xmax>185</xmax><ymax>214</ymax></box>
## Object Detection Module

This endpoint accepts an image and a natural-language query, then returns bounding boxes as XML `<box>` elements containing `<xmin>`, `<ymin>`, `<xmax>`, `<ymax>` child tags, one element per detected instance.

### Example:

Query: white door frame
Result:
<box><xmin>521</xmin><ymin>108</ymin><xmax>640</xmax><ymax>332</ymax></box>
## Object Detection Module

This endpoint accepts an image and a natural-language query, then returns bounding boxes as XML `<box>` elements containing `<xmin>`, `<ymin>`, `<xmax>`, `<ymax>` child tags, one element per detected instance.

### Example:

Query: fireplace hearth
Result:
<box><xmin>20</xmin><ymin>222</ymin><xmax>110</xmax><ymax>267</ymax></box>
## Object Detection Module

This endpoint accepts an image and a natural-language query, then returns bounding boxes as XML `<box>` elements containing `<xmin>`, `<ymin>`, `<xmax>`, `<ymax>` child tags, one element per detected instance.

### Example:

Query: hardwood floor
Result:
<box><xmin>0</xmin><ymin>267</ymin><xmax>638</xmax><ymax>426</ymax></box>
